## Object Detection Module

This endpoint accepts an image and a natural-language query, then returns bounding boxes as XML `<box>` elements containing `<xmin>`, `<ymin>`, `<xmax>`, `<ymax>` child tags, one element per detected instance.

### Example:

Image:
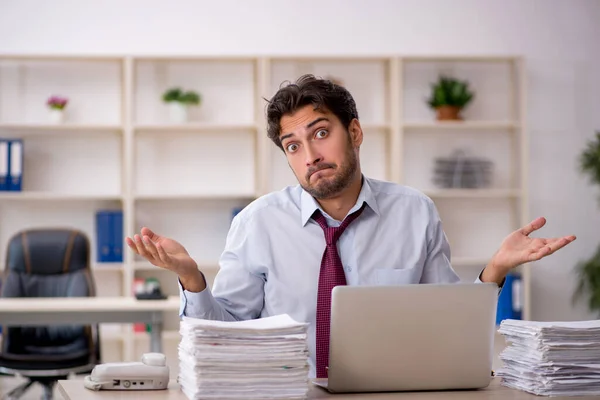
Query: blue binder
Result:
<box><xmin>96</xmin><ymin>211</ymin><xmax>113</xmax><ymax>262</ymax></box>
<box><xmin>496</xmin><ymin>272</ymin><xmax>522</xmax><ymax>325</ymax></box>
<box><xmin>0</xmin><ymin>139</ymin><xmax>8</xmax><ymax>191</ymax></box>
<box><xmin>112</xmin><ymin>210</ymin><xmax>123</xmax><ymax>262</ymax></box>
<box><xmin>7</xmin><ymin>139</ymin><xmax>23</xmax><ymax>191</ymax></box>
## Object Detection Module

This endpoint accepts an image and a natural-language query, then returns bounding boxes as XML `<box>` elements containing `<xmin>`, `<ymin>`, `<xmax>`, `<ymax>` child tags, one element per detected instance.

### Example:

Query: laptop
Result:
<box><xmin>313</xmin><ymin>282</ymin><xmax>499</xmax><ymax>393</ymax></box>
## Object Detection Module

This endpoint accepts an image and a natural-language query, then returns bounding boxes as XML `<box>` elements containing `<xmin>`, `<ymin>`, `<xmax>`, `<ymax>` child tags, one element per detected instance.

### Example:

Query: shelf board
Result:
<box><xmin>402</xmin><ymin>55</ymin><xmax>520</xmax><ymax>63</ymax></box>
<box><xmin>452</xmin><ymin>257</ymin><xmax>490</xmax><ymax>267</ymax></box>
<box><xmin>134</xmin><ymin>123</ymin><xmax>257</xmax><ymax>132</ymax></box>
<box><xmin>0</xmin><ymin>192</ymin><xmax>124</xmax><ymax>201</ymax></box>
<box><xmin>133</xmin><ymin>330</ymin><xmax>180</xmax><ymax>341</ymax></box>
<box><xmin>134</xmin><ymin>193</ymin><xmax>256</xmax><ymax>201</ymax></box>
<box><xmin>1</xmin><ymin>264</ymin><xmax>124</xmax><ymax>273</ymax></box>
<box><xmin>403</xmin><ymin>121</ymin><xmax>519</xmax><ymax>130</ymax></box>
<box><xmin>269</xmin><ymin>55</ymin><xmax>392</xmax><ymax>62</ymax></box>
<box><xmin>134</xmin><ymin>261</ymin><xmax>219</xmax><ymax>271</ymax></box>
<box><xmin>92</xmin><ymin>263</ymin><xmax>124</xmax><ymax>272</ymax></box>
<box><xmin>424</xmin><ymin>189</ymin><xmax>521</xmax><ymax>199</ymax></box>
<box><xmin>0</xmin><ymin>55</ymin><xmax>124</xmax><ymax>62</ymax></box>
<box><xmin>0</xmin><ymin>124</ymin><xmax>123</xmax><ymax>134</ymax></box>
<box><xmin>133</xmin><ymin>55</ymin><xmax>257</xmax><ymax>62</ymax></box>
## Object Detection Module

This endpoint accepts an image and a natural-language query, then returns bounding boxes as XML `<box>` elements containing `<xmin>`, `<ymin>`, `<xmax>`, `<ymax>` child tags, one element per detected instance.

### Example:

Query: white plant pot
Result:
<box><xmin>168</xmin><ymin>102</ymin><xmax>188</xmax><ymax>124</ymax></box>
<box><xmin>48</xmin><ymin>109</ymin><xmax>65</xmax><ymax>124</ymax></box>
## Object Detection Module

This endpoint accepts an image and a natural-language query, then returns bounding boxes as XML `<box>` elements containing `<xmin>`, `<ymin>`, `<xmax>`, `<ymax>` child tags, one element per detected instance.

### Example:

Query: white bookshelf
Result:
<box><xmin>134</xmin><ymin>123</ymin><xmax>257</xmax><ymax>132</ymax></box>
<box><xmin>0</xmin><ymin>123</ymin><xmax>122</xmax><ymax>133</ymax></box>
<box><xmin>423</xmin><ymin>189</ymin><xmax>522</xmax><ymax>199</ymax></box>
<box><xmin>403</xmin><ymin>121</ymin><xmax>519</xmax><ymax>130</ymax></box>
<box><xmin>0</xmin><ymin>54</ymin><xmax>529</xmax><ymax>377</ymax></box>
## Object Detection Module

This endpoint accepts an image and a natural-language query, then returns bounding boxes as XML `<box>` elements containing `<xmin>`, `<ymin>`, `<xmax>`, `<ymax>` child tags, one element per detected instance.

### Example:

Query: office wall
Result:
<box><xmin>1</xmin><ymin>0</ymin><xmax>600</xmax><ymax>321</ymax></box>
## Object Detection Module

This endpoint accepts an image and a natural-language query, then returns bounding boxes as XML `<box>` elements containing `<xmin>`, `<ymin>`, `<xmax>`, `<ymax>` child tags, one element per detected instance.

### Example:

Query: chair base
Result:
<box><xmin>1</xmin><ymin>376</ymin><xmax>64</xmax><ymax>400</ymax></box>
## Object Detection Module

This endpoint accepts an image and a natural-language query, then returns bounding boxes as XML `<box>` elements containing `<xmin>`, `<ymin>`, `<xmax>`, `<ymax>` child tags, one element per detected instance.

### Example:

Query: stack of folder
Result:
<box><xmin>178</xmin><ymin>314</ymin><xmax>310</xmax><ymax>400</ymax></box>
<box><xmin>497</xmin><ymin>319</ymin><xmax>600</xmax><ymax>396</ymax></box>
<box><xmin>0</xmin><ymin>139</ymin><xmax>23</xmax><ymax>191</ymax></box>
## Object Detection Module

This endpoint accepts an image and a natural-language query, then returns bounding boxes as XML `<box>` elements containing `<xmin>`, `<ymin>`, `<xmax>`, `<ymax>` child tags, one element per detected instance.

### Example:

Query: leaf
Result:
<box><xmin>162</xmin><ymin>87</ymin><xmax>183</xmax><ymax>103</ymax></box>
<box><xmin>426</xmin><ymin>75</ymin><xmax>475</xmax><ymax>110</ymax></box>
<box><xmin>573</xmin><ymin>244</ymin><xmax>600</xmax><ymax>314</ymax></box>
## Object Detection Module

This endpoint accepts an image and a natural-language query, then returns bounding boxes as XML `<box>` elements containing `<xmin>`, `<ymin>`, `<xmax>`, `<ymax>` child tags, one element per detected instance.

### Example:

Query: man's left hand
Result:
<box><xmin>481</xmin><ymin>217</ymin><xmax>576</xmax><ymax>285</ymax></box>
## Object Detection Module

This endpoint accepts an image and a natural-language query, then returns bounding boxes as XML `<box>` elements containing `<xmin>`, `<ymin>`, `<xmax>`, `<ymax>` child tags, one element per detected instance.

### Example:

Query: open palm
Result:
<box><xmin>492</xmin><ymin>217</ymin><xmax>576</xmax><ymax>274</ymax></box>
<box><xmin>125</xmin><ymin>227</ymin><xmax>197</xmax><ymax>276</ymax></box>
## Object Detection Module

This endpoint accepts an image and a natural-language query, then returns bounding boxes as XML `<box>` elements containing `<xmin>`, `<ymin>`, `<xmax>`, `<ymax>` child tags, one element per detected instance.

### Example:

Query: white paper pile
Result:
<box><xmin>178</xmin><ymin>314</ymin><xmax>310</xmax><ymax>400</ymax></box>
<box><xmin>497</xmin><ymin>319</ymin><xmax>600</xmax><ymax>396</ymax></box>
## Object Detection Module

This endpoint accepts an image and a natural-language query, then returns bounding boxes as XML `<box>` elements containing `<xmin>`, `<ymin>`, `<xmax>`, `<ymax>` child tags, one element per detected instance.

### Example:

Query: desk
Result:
<box><xmin>57</xmin><ymin>378</ymin><xmax>600</xmax><ymax>399</ymax></box>
<box><xmin>0</xmin><ymin>296</ymin><xmax>180</xmax><ymax>353</ymax></box>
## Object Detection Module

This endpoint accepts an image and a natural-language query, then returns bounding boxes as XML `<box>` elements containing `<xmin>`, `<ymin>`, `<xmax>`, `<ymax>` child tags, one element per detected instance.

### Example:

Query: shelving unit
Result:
<box><xmin>0</xmin><ymin>54</ymin><xmax>528</xmax><ymax>377</ymax></box>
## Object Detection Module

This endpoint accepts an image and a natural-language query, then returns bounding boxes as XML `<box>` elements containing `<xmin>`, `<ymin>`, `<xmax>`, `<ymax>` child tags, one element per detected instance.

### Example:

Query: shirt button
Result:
<box><xmin>346</xmin><ymin>266</ymin><xmax>352</xmax><ymax>272</ymax></box>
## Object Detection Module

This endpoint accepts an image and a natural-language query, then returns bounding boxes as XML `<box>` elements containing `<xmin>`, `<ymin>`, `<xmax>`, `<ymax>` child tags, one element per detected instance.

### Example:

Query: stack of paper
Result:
<box><xmin>497</xmin><ymin>319</ymin><xmax>600</xmax><ymax>396</ymax></box>
<box><xmin>178</xmin><ymin>314</ymin><xmax>310</xmax><ymax>400</ymax></box>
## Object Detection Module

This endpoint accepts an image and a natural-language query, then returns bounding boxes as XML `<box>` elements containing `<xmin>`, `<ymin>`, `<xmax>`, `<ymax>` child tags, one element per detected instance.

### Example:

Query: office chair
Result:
<box><xmin>0</xmin><ymin>229</ymin><xmax>101</xmax><ymax>400</ymax></box>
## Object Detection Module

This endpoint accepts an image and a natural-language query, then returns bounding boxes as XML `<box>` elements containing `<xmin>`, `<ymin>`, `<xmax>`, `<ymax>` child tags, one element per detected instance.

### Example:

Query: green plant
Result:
<box><xmin>426</xmin><ymin>76</ymin><xmax>474</xmax><ymax>109</ymax></box>
<box><xmin>180</xmin><ymin>91</ymin><xmax>200</xmax><ymax>105</ymax></box>
<box><xmin>162</xmin><ymin>87</ymin><xmax>201</xmax><ymax>106</ymax></box>
<box><xmin>580</xmin><ymin>131</ymin><xmax>600</xmax><ymax>187</ymax></box>
<box><xmin>573</xmin><ymin>131</ymin><xmax>600</xmax><ymax>314</ymax></box>
<box><xmin>573</xmin><ymin>245</ymin><xmax>600</xmax><ymax>313</ymax></box>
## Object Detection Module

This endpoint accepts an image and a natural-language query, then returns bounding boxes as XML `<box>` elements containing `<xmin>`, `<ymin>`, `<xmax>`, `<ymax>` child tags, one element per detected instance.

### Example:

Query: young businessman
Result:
<box><xmin>126</xmin><ymin>74</ymin><xmax>576</xmax><ymax>378</ymax></box>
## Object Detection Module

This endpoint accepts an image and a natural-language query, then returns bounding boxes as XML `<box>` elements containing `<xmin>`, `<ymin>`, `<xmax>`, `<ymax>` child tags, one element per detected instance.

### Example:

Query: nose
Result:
<box><xmin>306</xmin><ymin>152</ymin><xmax>323</xmax><ymax>167</ymax></box>
<box><xmin>305</xmin><ymin>146</ymin><xmax>322</xmax><ymax>167</ymax></box>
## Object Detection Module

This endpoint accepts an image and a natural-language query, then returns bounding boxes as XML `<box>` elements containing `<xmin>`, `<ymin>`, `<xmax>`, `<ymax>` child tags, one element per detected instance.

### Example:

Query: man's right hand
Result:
<box><xmin>125</xmin><ymin>227</ymin><xmax>206</xmax><ymax>292</ymax></box>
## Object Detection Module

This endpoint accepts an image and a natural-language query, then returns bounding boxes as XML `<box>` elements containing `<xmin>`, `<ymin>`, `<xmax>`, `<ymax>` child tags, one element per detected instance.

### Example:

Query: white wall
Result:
<box><xmin>1</xmin><ymin>0</ymin><xmax>600</xmax><ymax>321</ymax></box>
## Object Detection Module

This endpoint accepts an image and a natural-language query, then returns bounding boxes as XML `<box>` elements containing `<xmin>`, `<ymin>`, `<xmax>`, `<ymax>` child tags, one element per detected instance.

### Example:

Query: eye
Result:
<box><xmin>286</xmin><ymin>143</ymin><xmax>299</xmax><ymax>153</ymax></box>
<box><xmin>315</xmin><ymin>129</ymin><xmax>328</xmax><ymax>139</ymax></box>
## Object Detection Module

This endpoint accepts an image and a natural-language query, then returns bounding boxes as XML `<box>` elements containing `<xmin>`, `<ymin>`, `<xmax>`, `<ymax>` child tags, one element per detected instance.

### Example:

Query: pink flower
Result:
<box><xmin>47</xmin><ymin>96</ymin><xmax>68</xmax><ymax>110</ymax></box>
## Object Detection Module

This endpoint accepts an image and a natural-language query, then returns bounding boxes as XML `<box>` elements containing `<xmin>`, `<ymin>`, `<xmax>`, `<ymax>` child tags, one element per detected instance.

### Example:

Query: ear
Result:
<box><xmin>348</xmin><ymin>119</ymin><xmax>363</xmax><ymax>148</ymax></box>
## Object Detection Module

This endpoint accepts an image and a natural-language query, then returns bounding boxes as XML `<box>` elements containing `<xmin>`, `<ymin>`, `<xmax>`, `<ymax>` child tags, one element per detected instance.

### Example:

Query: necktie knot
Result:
<box><xmin>323</xmin><ymin>227</ymin><xmax>339</xmax><ymax>246</ymax></box>
<box><xmin>312</xmin><ymin>203</ymin><xmax>366</xmax><ymax>245</ymax></box>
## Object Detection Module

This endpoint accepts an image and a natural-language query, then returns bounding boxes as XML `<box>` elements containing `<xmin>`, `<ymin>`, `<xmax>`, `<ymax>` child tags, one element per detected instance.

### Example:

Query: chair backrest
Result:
<box><xmin>0</xmin><ymin>228</ymin><xmax>99</xmax><ymax>361</ymax></box>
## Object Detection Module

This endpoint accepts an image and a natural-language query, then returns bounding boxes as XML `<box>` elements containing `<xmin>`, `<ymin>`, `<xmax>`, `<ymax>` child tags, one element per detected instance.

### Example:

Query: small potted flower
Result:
<box><xmin>47</xmin><ymin>95</ymin><xmax>68</xmax><ymax>124</ymax></box>
<box><xmin>162</xmin><ymin>87</ymin><xmax>201</xmax><ymax>123</ymax></box>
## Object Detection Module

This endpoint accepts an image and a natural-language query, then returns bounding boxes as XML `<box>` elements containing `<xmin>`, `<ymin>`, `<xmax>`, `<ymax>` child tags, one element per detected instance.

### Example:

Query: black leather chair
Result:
<box><xmin>0</xmin><ymin>229</ymin><xmax>101</xmax><ymax>400</ymax></box>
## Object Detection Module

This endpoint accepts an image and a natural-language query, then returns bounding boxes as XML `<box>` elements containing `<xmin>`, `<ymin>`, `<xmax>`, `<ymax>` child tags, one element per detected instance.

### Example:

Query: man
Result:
<box><xmin>126</xmin><ymin>74</ymin><xmax>576</xmax><ymax>379</ymax></box>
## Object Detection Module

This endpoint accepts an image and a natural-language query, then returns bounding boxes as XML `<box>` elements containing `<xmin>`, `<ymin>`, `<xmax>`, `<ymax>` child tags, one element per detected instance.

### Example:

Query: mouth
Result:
<box><xmin>307</xmin><ymin>165</ymin><xmax>334</xmax><ymax>181</ymax></box>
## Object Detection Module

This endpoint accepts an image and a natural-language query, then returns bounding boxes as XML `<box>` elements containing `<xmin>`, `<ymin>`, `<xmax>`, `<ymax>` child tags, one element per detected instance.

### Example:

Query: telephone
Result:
<box><xmin>84</xmin><ymin>353</ymin><xmax>169</xmax><ymax>391</ymax></box>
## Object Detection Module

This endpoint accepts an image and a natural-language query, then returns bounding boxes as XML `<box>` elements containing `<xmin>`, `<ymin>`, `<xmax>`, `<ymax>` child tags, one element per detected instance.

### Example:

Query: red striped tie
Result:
<box><xmin>313</xmin><ymin>203</ymin><xmax>366</xmax><ymax>378</ymax></box>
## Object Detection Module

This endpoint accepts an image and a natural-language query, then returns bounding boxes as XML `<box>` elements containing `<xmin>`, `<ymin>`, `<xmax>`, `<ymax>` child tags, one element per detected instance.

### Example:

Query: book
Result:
<box><xmin>7</xmin><ymin>139</ymin><xmax>23</xmax><ymax>191</ymax></box>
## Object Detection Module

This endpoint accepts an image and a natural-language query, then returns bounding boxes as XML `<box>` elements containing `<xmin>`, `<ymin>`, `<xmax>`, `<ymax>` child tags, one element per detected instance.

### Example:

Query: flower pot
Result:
<box><xmin>168</xmin><ymin>102</ymin><xmax>188</xmax><ymax>124</ymax></box>
<box><xmin>435</xmin><ymin>105</ymin><xmax>462</xmax><ymax>121</ymax></box>
<box><xmin>48</xmin><ymin>108</ymin><xmax>65</xmax><ymax>124</ymax></box>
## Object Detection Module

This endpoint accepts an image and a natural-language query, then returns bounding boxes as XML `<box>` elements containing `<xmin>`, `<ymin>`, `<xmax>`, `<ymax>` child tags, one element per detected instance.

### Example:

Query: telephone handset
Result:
<box><xmin>84</xmin><ymin>353</ymin><xmax>170</xmax><ymax>391</ymax></box>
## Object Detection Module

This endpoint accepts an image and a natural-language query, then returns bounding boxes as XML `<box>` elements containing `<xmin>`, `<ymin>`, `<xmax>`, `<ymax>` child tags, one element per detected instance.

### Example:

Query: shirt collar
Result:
<box><xmin>300</xmin><ymin>175</ymin><xmax>380</xmax><ymax>227</ymax></box>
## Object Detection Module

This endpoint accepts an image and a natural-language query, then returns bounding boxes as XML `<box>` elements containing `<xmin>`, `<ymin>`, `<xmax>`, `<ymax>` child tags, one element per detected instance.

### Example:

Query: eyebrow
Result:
<box><xmin>280</xmin><ymin>117</ymin><xmax>330</xmax><ymax>143</ymax></box>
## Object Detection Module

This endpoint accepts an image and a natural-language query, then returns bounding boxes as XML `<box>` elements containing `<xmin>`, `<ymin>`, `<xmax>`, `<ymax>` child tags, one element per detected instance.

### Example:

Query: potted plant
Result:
<box><xmin>573</xmin><ymin>131</ymin><xmax>600</xmax><ymax>313</ymax></box>
<box><xmin>46</xmin><ymin>95</ymin><xmax>68</xmax><ymax>124</ymax></box>
<box><xmin>426</xmin><ymin>76</ymin><xmax>474</xmax><ymax>121</ymax></box>
<box><xmin>162</xmin><ymin>87</ymin><xmax>201</xmax><ymax>123</ymax></box>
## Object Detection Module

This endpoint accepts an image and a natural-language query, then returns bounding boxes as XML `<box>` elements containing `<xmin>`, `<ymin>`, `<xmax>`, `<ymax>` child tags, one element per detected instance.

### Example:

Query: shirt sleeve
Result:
<box><xmin>178</xmin><ymin>212</ymin><xmax>266</xmax><ymax>321</ymax></box>
<box><xmin>419</xmin><ymin>199</ymin><xmax>461</xmax><ymax>284</ymax></box>
<box><xmin>474</xmin><ymin>268</ymin><xmax>506</xmax><ymax>293</ymax></box>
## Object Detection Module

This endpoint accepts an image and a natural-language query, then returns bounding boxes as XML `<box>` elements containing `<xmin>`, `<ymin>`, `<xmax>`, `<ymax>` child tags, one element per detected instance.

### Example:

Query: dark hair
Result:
<box><xmin>265</xmin><ymin>74</ymin><xmax>359</xmax><ymax>150</ymax></box>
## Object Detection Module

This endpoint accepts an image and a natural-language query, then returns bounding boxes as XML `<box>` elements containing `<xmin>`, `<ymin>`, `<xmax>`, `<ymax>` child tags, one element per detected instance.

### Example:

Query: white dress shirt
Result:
<box><xmin>178</xmin><ymin>175</ymin><xmax>489</xmax><ymax>377</ymax></box>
